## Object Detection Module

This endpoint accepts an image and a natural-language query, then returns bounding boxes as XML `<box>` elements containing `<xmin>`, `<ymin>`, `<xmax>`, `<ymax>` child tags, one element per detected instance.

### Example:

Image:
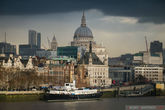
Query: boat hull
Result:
<box><xmin>44</xmin><ymin>92</ymin><xmax>103</xmax><ymax>100</ymax></box>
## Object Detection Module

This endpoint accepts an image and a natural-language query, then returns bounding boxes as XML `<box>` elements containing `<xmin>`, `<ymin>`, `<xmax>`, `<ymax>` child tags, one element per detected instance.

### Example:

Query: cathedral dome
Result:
<box><xmin>74</xmin><ymin>26</ymin><xmax>93</xmax><ymax>38</ymax></box>
<box><xmin>74</xmin><ymin>12</ymin><xmax>93</xmax><ymax>39</ymax></box>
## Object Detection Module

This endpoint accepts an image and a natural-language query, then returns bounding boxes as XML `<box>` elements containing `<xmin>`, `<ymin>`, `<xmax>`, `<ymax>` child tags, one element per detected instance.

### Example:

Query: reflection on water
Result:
<box><xmin>0</xmin><ymin>97</ymin><xmax>165</xmax><ymax>110</ymax></box>
<box><xmin>63</xmin><ymin>101</ymin><xmax>79</xmax><ymax>110</ymax></box>
<box><xmin>63</xmin><ymin>100</ymin><xmax>100</xmax><ymax>110</ymax></box>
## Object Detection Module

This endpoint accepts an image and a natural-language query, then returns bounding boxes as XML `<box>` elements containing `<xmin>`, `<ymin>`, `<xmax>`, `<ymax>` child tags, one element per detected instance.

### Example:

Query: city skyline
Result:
<box><xmin>0</xmin><ymin>0</ymin><xmax>165</xmax><ymax>57</ymax></box>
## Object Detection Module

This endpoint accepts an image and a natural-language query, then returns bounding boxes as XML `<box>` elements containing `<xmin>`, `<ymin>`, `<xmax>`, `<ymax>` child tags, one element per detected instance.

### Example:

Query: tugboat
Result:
<box><xmin>44</xmin><ymin>81</ymin><xmax>103</xmax><ymax>101</ymax></box>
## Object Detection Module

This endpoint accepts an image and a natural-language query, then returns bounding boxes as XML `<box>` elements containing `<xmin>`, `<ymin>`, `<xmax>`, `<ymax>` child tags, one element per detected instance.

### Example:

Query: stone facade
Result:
<box><xmin>134</xmin><ymin>65</ymin><xmax>163</xmax><ymax>82</ymax></box>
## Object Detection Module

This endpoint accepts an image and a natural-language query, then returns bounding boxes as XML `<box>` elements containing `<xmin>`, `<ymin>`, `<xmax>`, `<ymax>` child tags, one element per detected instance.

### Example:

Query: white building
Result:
<box><xmin>133</xmin><ymin>51</ymin><xmax>163</xmax><ymax>65</ymax></box>
<box><xmin>36</xmin><ymin>50</ymin><xmax>57</xmax><ymax>59</ymax></box>
<box><xmin>78</xmin><ymin>42</ymin><xmax>111</xmax><ymax>87</ymax></box>
<box><xmin>2</xmin><ymin>55</ymin><xmax>34</xmax><ymax>70</ymax></box>
<box><xmin>26</xmin><ymin>56</ymin><xmax>34</xmax><ymax>69</ymax></box>
<box><xmin>13</xmin><ymin>56</ymin><xmax>24</xmax><ymax>69</ymax></box>
<box><xmin>134</xmin><ymin>65</ymin><xmax>163</xmax><ymax>82</ymax></box>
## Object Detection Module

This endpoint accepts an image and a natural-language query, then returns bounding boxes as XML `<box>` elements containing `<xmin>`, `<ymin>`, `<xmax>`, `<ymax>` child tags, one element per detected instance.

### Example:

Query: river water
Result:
<box><xmin>0</xmin><ymin>96</ymin><xmax>165</xmax><ymax>110</ymax></box>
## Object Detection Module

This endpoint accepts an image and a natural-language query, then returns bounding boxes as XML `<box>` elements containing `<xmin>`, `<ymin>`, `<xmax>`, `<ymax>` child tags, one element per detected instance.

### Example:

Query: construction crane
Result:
<box><xmin>47</xmin><ymin>37</ymin><xmax>51</xmax><ymax>49</ymax></box>
<box><xmin>145</xmin><ymin>36</ymin><xmax>149</xmax><ymax>64</ymax></box>
<box><xmin>42</xmin><ymin>44</ymin><xmax>48</xmax><ymax>50</ymax></box>
<box><xmin>145</xmin><ymin>36</ymin><xmax>149</xmax><ymax>52</ymax></box>
<box><xmin>5</xmin><ymin>32</ymin><xmax>6</xmax><ymax>43</ymax></box>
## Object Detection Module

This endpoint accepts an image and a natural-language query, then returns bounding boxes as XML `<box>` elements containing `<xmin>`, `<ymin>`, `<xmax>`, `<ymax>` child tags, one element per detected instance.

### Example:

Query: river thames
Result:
<box><xmin>0</xmin><ymin>96</ymin><xmax>165</xmax><ymax>110</ymax></box>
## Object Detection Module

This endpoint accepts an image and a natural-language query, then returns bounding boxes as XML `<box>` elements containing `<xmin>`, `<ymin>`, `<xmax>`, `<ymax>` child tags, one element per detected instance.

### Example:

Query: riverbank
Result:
<box><xmin>0</xmin><ymin>94</ymin><xmax>44</xmax><ymax>102</ymax></box>
<box><xmin>0</xmin><ymin>89</ymin><xmax>165</xmax><ymax>102</ymax></box>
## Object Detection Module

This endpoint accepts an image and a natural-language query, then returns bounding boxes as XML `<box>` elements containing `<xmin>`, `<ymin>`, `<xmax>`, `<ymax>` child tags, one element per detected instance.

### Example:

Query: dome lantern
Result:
<box><xmin>74</xmin><ymin>12</ymin><xmax>93</xmax><ymax>39</ymax></box>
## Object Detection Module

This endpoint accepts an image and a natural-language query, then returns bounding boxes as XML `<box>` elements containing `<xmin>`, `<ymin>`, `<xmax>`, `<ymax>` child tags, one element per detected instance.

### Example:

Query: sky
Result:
<box><xmin>0</xmin><ymin>0</ymin><xmax>165</xmax><ymax>57</ymax></box>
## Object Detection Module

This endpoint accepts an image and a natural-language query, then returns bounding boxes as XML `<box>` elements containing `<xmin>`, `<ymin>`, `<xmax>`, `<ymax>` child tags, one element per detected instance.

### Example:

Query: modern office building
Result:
<box><xmin>19</xmin><ymin>44</ymin><xmax>38</xmax><ymax>56</ymax></box>
<box><xmin>0</xmin><ymin>42</ymin><xmax>16</xmax><ymax>56</ymax></box>
<box><xmin>134</xmin><ymin>65</ymin><xmax>163</xmax><ymax>82</ymax></box>
<box><xmin>109</xmin><ymin>66</ymin><xmax>133</xmax><ymax>83</ymax></box>
<box><xmin>37</xmin><ymin>33</ymin><xmax>41</xmax><ymax>49</ymax></box>
<box><xmin>57</xmin><ymin>46</ymin><xmax>85</xmax><ymax>59</ymax></box>
<box><xmin>133</xmin><ymin>51</ymin><xmax>163</xmax><ymax>65</ymax></box>
<box><xmin>150</xmin><ymin>41</ymin><xmax>163</xmax><ymax>55</ymax></box>
<box><xmin>29</xmin><ymin>30</ymin><xmax>37</xmax><ymax>46</ymax></box>
<box><xmin>19</xmin><ymin>30</ymin><xmax>41</xmax><ymax>56</ymax></box>
<box><xmin>163</xmin><ymin>49</ymin><xmax>165</xmax><ymax>64</ymax></box>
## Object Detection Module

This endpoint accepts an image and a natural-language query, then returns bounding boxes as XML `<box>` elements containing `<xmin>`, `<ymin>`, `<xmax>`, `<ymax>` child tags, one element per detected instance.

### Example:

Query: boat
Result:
<box><xmin>43</xmin><ymin>81</ymin><xmax>103</xmax><ymax>100</ymax></box>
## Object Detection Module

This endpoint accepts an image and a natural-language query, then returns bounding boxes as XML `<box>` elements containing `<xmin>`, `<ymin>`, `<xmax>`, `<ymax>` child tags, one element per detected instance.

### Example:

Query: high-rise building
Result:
<box><xmin>51</xmin><ymin>35</ymin><xmax>58</xmax><ymax>51</ymax></box>
<box><xmin>150</xmin><ymin>41</ymin><xmax>163</xmax><ymax>55</ymax></box>
<box><xmin>29</xmin><ymin>30</ymin><xmax>37</xmax><ymax>46</ymax></box>
<box><xmin>163</xmin><ymin>49</ymin><xmax>165</xmax><ymax>64</ymax></box>
<box><xmin>37</xmin><ymin>33</ymin><xmax>41</xmax><ymax>49</ymax></box>
<box><xmin>19</xmin><ymin>30</ymin><xmax>41</xmax><ymax>56</ymax></box>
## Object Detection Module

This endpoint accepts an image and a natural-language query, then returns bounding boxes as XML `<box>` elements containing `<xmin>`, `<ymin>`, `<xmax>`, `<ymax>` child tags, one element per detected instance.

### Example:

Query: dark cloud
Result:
<box><xmin>0</xmin><ymin>0</ymin><xmax>165</xmax><ymax>24</ymax></box>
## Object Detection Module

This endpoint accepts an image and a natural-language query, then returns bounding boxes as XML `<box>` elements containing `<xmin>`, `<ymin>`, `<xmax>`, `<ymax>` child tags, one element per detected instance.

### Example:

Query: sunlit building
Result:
<box><xmin>71</xmin><ymin>12</ymin><xmax>108</xmax><ymax>65</ymax></box>
<box><xmin>134</xmin><ymin>65</ymin><xmax>163</xmax><ymax>82</ymax></box>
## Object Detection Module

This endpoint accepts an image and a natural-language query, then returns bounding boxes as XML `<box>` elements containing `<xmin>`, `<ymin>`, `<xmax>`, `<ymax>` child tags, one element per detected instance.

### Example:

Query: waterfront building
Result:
<box><xmin>46</xmin><ymin>57</ymin><xmax>76</xmax><ymax>86</ymax></box>
<box><xmin>2</xmin><ymin>54</ymin><xmax>13</xmax><ymax>68</ymax></box>
<box><xmin>26</xmin><ymin>56</ymin><xmax>34</xmax><ymax>69</ymax></box>
<box><xmin>78</xmin><ymin>42</ymin><xmax>111</xmax><ymax>87</ymax></box>
<box><xmin>71</xmin><ymin>12</ymin><xmax>108</xmax><ymax>64</ymax></box>
<box><xmin>75</xmin><ymin>64</ymin><xmax>90</xmax><ymax>88</ymax></box>
<box><xmin>13</xmin><ymin>56</ymin><xmax>24</xmax><ymax>69</ymax></box>
<box><xmin>134</xmin><ymin>65</ymin><xmax>163</xmax><ymax>82</ymax></box>
<box><xmin>51</xmin><ymin>35</ymin><xmax>58</xmax><ymax>51</ymax></box>
<box><xmin>2</xmin><ymin>55</ymin><xmax>35</xmax><ymax>70</ymax></box>
<box><xmin>109</xmin><ymin>66</ymin><xmax>133</xmax><ymax>84</ymax></box>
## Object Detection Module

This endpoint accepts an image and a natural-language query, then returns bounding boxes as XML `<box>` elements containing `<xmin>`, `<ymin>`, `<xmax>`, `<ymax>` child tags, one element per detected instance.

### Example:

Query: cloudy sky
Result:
<box><xmin>0</xmin><ymin>0</ymin><xmax>165</xmax><ymax>57</ymax></box>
